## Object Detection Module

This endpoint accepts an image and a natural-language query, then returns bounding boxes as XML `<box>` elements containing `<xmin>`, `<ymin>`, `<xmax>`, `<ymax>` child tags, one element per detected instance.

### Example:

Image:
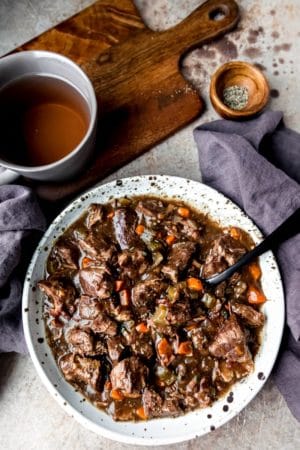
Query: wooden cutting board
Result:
<box><xmin>14</xmin><ymin>0</ymin><xmax>239</xmax><ymax>202</ymax></box>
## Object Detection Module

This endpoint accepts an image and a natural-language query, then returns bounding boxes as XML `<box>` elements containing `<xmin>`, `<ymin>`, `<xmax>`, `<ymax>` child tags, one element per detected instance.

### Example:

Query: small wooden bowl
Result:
<box><xmin>210</xmin><ymin>61</ymin><xmax>270</xmax><ymax>120</ymax></box>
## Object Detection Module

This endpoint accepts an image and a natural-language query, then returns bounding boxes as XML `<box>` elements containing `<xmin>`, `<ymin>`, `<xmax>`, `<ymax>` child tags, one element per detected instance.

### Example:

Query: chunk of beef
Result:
<box><xmin>113</xmin><ymin>207</ymin><xmax>140</xmax><ymax>250</ymax></box>
<box><xmin>182</xmin><ymin>394</ymin><xmax>198</xmax><ymax>409</ymax></box>
<box><xmin>202</xmin><ymin>234</ymin><xmax>246</xmax><ymax>278</ymax></box>
<box><xmin>66</xmin><ymin>328</ymin><xmax>94</xmax><ymax>355</ymax></box>
<box><xmin>92</xmin><ymin>339</ymin><xmax>107</xmax><ymax>356</ymax></box>
<box><xmin>142</xmin><ymin>388</ymin><xmax>163</xmax><ymax>418</ymax></box>
<box><xmin>186</xmin><ymin>375</ymin><xmax>199</xmax><ymax>393</ymax></box>
<box><xmin>183</xmin><ymin>221</ymin><xmax>201</xmax><ymax>241</ymax></box>
<box><xmin>78</xmin><ymin>233</ymin><xmax>116</xmax><ymax>263</ymax></box>
<box><xmin>79</xmin><ymin>267</ymin><xmax>113</xmax><ymax>299</ymax></box>
<box><xmin>181</xmin><ymin>378</ymin><xmax>199</xmax><ymax>409</ymax></box>
<box><xmin>38</xmin><ymin>278</ymin><xmax>76</xmax><ymax>318</ymax></box>
<box><xmin>202</xmin><ymin>255</ymin><xmax>227</xmax><ymax>279</ymax></box>
<box><xmin>194</xmin><ymin>377</ymin><xmax>212</xmax><ymax>408</ymax></box>
<box><xmin>121</xmin><ymin>326</ymin><xmax>136</xmax><ymax>345</ymax></box>
<box><xmin>90</xmin><ymin>313</ymin><xmax>118</xmax><ymax>336</ymax></box>
<box><xmin>229</xmin><ymin>271</ymin><xmax>242</xmax><ymax>286</ymax></box>
<box><xmin>200</xmin><ymin>356</ymin><xmax>215</xmax><ymax>373</ymax></box>
<box><xmin>188</xmin><ymin>327</ymin><xmax>208</xmax><ymax>355</ymax></box>
<box><xmin>51</xmin><ymin>240</ymin><xmax>79</xmax><ymax>271</ymax></box>
<box><xmin>209</xmin><ymin>315</ymin><xmax>244</xmax><ymax>359</ymax></box>
<box><xmin>162</xmin><ymin>241</ymin><xmax>196</xmax><ymax>282</ymax></box>
<box><xmin>131</xmin><ymin>334</ymin><xmax>154</xmax><ymax>359</ymax></box>
<box><xmin>164</xmin><ymin>382</ymin><xmax>180</xmax><ymax>398</ymax></box>
<box><xmin>131</xmin><ymin>278</ymin><xmax>167</xmax><ymax>314</ymax></box>
<box><xmin>173</xmin><ymin>215</ymin><xmax>201</xmax><ymax>241</ymax></box>
<box><xmin>107</xmin><ymin>303</ymin><xmax>132</xmax><ymax>322</ymax></box>
<box><xmin>199</xmin><ymin>317</ymin><xmax>217</xmax><ymax>335</ymax></box>
<box><xmin>118</xmin><ymin>248</ymin><xmax>149</xmax><ymax>279</ymax></box>
<box><xmin>214</xmin><ymin>281</ymin><xmax>226</xmax><ymax>299</ymax></box>
<box><xmin>163</xmin><ymin>220</ymin><xmax>181</xmax><ymax>240</ymax></box>
<box><xmin>209</xmin><ymin>316</ymin><xmax>253</xmax><ymax>373</ymax></box>
<box><xmin>161</xmin><ymin>398</ymin><xmax>182</xmax><ymax>417</ymax></box>
<box><xmin>150</xmin><ymin>322</ymin><xmax>176</xmax><ymax>338</ymax></box>
<box><xmin>86</xmin><ymin>203</ymin><xmax>104</xmax><ymax>229</ymax></box>
<box><xmin>48</xmin><ymin>319</ymin><xmax>63</xmax><ymax>341</ymax></box>
<box><xmin>110</xmin><ymin>356</ymin><xmax>148</xmax><ymax>398</ymax></box>
<box><xmin>60</xmin><ymin>353</ymin><xmax>100</xmax><ymax>389</ymax></box>
<box><xmin>136</xmin><ymin>199</ymin><xmax>165</xmax><ymax>223</ymax></box>
<box><xmin>208</xmin><ymin>298</ymin><xmax>223</xmax><ymax>320</ymax></box>
<box><xmin>231</xmin><ymin>303</ymin><xmax>265</xmax><ymax>327</ymax></box>
<box><xmin>215</xmin><ymin>359</ymin><xmax>234</xmax><ymax>383</ymax></box>
<box><xmin>166</xmin><ymin>302</ymin><xmax>191</xmax><ymax>326</ymax></box>
<box><xmin>219</xmin><ymin>235</ymin><xmax>246</xmax><ymax>266</ymax></box>
<box><xmin>120</xmin><ymin>324</ymin><xmax>154</xmax><ymax>359</ymax></box>
<box><xmin>183</xmin><ymin>376</ymin><xmax>211</xmax><ymax>409</ymax></box>
<box><xmin>67</xmin><ymin>334</ymin><xmax>107</xmax><ymax>357</ymax></box>
<box><xmin>107</xmin><ymin>336</ymin><xmax>125</xmax><ymax>363</ymax></box>
<box><xmin>77</xmin><ymin>295</ymin><xmax>102</xmax><ymax>319</ymax></box>
<box><xmin>232</xmin><ymin>280</ymin><xmax>248</xmax><ymax>299</ymax></box>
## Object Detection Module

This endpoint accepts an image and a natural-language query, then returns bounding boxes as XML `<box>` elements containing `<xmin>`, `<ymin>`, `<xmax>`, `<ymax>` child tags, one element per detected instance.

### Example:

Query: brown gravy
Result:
<box><xmin>0</xmin><ymin>74</ymin><xmax>90</xmax><ymax>166</ymax></box>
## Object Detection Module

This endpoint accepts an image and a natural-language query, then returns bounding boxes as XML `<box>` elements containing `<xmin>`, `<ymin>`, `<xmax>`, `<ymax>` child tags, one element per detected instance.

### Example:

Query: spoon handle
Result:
<box><xmin>206</xmin><ymin>207</ymin><xmax>300</xmax><ymax>285</ymax></box>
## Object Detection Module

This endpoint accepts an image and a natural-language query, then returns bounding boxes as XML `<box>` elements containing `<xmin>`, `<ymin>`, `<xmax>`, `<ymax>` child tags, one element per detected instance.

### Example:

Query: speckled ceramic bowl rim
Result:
<box><xmin>22</xmin><ymin>175</ymin><xmax>285</xmax><ymax>446</ymax></box>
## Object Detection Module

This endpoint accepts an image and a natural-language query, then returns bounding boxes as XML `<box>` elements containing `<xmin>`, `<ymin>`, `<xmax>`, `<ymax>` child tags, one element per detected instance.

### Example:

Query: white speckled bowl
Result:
<box><xmin>22</xmin><ymin>175</ymin><xmax>284</xmax><ymax>446</ymax></box>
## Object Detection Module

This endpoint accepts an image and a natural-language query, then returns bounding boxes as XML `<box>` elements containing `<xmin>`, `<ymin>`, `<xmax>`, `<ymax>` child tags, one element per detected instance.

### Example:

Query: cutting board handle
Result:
<box><xmin>21</xmin><ymin>0</ymin><xmax>240</xmax><ymax>202</ymax></box>
<box><xmin>164</xmin><ymin>0</ymin><xmax>239</xmax><ymax>57</ymax></box>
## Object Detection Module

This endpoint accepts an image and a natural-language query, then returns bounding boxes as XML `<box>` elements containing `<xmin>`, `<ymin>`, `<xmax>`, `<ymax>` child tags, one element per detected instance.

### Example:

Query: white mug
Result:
<box><xmin>0</xmin><ymin>50</ymin><xmax>97</xmax><ymax>183</ymax></box>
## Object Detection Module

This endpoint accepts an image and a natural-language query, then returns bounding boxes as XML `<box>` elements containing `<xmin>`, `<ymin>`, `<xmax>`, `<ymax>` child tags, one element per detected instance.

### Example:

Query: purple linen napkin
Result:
<box><xmin>193</xmin><ymin>110</ymin><xmax>300</xmax><ymax>421</ymax></box>
<box><xmin>0</xmin><ymin>185</ymin><xmax>46</xmax><ymax>353</ymax></box>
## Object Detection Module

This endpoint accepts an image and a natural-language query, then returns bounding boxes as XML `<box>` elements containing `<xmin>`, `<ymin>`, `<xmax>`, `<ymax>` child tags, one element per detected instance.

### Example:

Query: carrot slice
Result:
<box><xmin>187</xmin><ymin>277</ymin><xmax>203</xmax><ymax>292</ymax></box>
<box><xmin>107</xmin><ymin>211</ymin><xmax>114</xmax><ymax>219</ymax></box>
<box><xmin>157</xmin><ymin>338</ymin><xmax>172</xmax><ymax>357</ymax></box>
<box><xmin>177</xmin><ymin>207</ymin><xmax>190</xmax><ymax>218</ymax></box>
<box><xmin>185</xmin><ymin>323</ymin><xmax>197</xmax><ymax>331</ymax></box>
<box><xmin>248</xmin><ymin>262</ymin><xmax>262</xmax><ymax>281</ymax></box>
<box><xmin>136</xmin><ymin>406</ymin><xmax>147</xmax><ymax>420</ymax></box>
<box><xmin>136</xmin><ymin>323</ymin><xmax>149</xmax><ymax>333</ymax></box>
<box><xmin>166</xmin><ymin>234</ymin><xmax>176</xmax><ymax>245</ymax></box>
<box><xmin>115</xmin><ymin>280</ymin><xmax>125</xmax><ymax>292</ymax></box>
<box><xmin>110</xmin><ymin>389</ymin><xmax>124</xmax><ymax>401</ymax></box>
<box><xmin>177</xmin><ymin>341</ymin><xmax>193</xmax><ymax>356</ymax></box>
<box><xmin>81</xmin><ymin>256</ymin><xmax>93</xmax><ymax>268</ymax></box>
<box><xmin>105</xmin><ymin>380</ymin><xmax>112</xmax><ymax>390</ymax></box>
<box><xmin>247</xmin><ymin>286</ymin><xmax>267</xmax><ymax>304</ymax></box>
<box><xmin>135</xmin><ymin>224</ymin><xmax>145</xmax><ymax>235</ymax></box>
<box><xmin>230</xmin><ymin>227</ymin><xmax>241</xmax><ymax>240</ymax></box>
<box><xmin>119</xmin><ymin>289</ymin><xmax>131</xmax><ymax>307</ymax></box>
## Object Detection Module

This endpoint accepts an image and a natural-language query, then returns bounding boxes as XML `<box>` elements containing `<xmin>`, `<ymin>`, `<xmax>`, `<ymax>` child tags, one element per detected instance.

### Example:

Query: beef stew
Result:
<box><xmin>38</xmin><ymin>196</ymin><xmax>266</xmax><ymax>421</ymax></box>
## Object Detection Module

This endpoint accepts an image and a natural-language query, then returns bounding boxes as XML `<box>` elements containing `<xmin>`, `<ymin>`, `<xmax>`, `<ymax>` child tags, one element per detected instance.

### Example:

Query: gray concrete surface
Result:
<box><xmin>0</xmin><ymin>1</ymin><xmax>299</xmax><ymax>449</ymax></box>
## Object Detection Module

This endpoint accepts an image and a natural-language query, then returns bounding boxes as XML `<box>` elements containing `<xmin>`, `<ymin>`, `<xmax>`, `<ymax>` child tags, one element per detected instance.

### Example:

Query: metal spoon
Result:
<box><xmin>202</xmin><ymin>207</ymin><xmax>300</xmax><ymax>286</ymax></box>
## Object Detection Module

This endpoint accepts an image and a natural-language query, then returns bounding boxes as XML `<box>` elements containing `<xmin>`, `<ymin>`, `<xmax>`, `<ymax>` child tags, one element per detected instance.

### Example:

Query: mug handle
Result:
<box><xmin>0</xmin><ymin>166</ymin><xmax>20</xmax><ymax>184</ymax></box>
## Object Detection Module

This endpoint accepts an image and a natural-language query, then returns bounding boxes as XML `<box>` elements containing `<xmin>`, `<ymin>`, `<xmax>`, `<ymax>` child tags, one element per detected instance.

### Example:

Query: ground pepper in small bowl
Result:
<box><xmin>223</xmin><ymin>85</ymin><xmax>249</xmax><ymax>110</ymax></box>
<box><xmin>210</xmin><ymin>61</ymin><xmax>270</xmax><ymax>119</ymax></box>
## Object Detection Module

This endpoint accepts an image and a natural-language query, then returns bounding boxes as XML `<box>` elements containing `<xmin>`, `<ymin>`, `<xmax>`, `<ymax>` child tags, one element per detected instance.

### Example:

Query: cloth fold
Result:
<box><xmin>193</xmin><ymin>110</ymin><xmax>300</xmax><ymax>421</ymax></box>
<box><xmin>0</xmin><ymin>185</ymin><xmax>46</xmax><ymax>353</ymax></box>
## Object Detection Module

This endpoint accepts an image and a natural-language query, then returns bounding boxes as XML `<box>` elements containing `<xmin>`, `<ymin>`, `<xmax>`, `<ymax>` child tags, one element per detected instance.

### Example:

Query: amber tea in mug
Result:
<box><xmin>0</xmin><ymin>74</ymin><xmax>90</xmax><ymax>166</ymax></box>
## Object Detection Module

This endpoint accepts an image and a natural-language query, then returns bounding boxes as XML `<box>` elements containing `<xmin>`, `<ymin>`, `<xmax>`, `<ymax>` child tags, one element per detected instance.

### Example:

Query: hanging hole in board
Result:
<box><xmin>209</xmin><ymin>6</ymin><xmax>228</xmax><ymax>21</ymax></box>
